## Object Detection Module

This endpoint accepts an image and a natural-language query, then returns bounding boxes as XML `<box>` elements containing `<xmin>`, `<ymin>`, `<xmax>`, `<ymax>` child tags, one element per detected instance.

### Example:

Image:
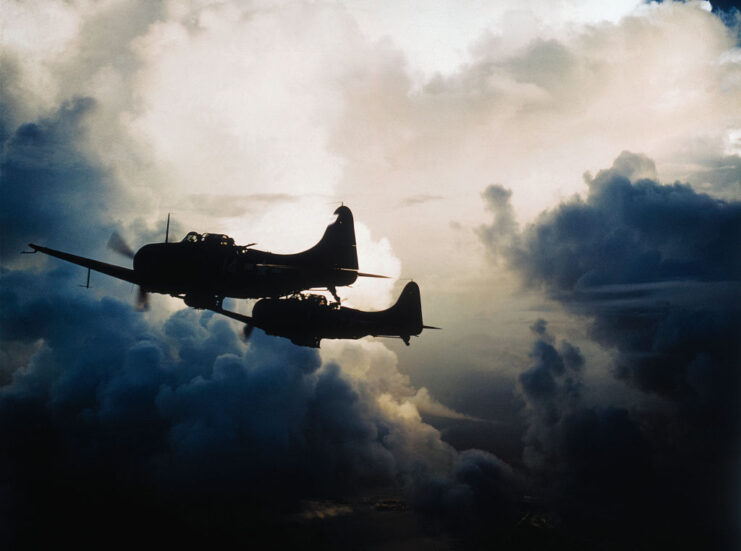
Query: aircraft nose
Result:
<box><xmin>133</xmin><ymin>244</ymin><xmax>156</xmax><ymax>273</ymax></box>
<box><xmin>252</xmin><ymin>299</ymin><xmax>266</xmax><ymax>320</ymax></box>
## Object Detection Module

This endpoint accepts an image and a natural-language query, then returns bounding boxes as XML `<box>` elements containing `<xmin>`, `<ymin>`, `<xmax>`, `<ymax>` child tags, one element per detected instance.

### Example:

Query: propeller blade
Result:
<box><xmin>242</xmin><ymin>324</ymin><xmax>255</xmax><ymax>342</ymax></box>
<box><xmin>108</xmin><ymin>232</ymin><xmax>135</xmax><ymax>259</ymax></box>
<box><xmin>423</xmin><ymin>325</ymin><xmax>442</xmax><ymax>330</ymax></box>
<box><xmin>136</xmin><ymin>286</ymin><xmax>150</xmax><ymax>311</ymax></box>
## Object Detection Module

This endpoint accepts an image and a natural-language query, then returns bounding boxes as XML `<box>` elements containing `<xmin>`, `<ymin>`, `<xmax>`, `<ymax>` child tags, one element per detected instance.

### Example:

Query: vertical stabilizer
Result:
<box><xmin>309</xmin><ymin>205</ymin><xmax>358</xmax><ymax>269</ymax></box>
<box><xmin>387</xmin><ymin>281</ymin><xmax>423</xmax><ymax>335</ymax></box>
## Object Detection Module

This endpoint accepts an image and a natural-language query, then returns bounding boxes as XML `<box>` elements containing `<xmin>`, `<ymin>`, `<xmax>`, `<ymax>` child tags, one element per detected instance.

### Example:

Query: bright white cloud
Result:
<box><xmin>343</xmin><ymin>0</ymin><xmax>644</xmax><ymax>80</ymax></box>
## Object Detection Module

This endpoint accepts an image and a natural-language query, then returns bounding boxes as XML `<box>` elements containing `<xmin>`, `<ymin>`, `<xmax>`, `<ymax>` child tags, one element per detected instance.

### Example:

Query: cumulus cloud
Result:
<box><xmin>4</xmin><ymin>0</ymin><xmax>741</xmax><ymax>547</ymax></box>
<box><xmin>0</xmin><ymin>98</ymin><xmax>118</xmax><ymax>262</ymax></box>
<box><xmin>1</xmin><ymin>265</ymin><xmax>479</xmax><ymax>545</ymax></box>
<box><xmin>482</xmin><ymin>152</ymin><xmax>741</xmax><ymax>547</ymax></box>
<box><xmin>517</xmin><ymin>320</ymin><xmax>649</xmax><ymax>496</ymax></box>
<box><xmin>509</xmin><ymin>151</ymin><xmax>741</xmax><ymax>291</ymax></box>
<box><xmin>477</xmin><ymin>184</ymin><xmax>519</xmax><ymax>260</ymax></box>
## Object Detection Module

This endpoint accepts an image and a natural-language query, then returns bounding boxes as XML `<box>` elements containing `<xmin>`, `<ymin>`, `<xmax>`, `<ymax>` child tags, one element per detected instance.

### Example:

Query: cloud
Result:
<box><xmin>409</xmin><ymin>448</ymin><xmax>522</xmax><ymax>537</ymax></box>
<box><xmin>506</xmin><ymin>151</ymin><xmax>741</xmax><ymax>291</ymax></box>
<box><xmin>3</xmin><ymin>1</ymin><xmax>741</xmax><ymax>547</ymax></box>
<box><xmin>0</xmin><ymin>269</ymin><xmax>372</xmax><ymax>542</ymax></box>
<box><xmin>396</xmin><ymin>194</ymin><xmax>444</xmax><ymax>208</ymax></box>
<box><xmin>321</xmin><ymin>339</ymin><xmax>478</xmax><ymax>422</ymax></box>
<box><xmin>482</xmin><ymin>152</ymin><xmax>741</xmax><ymax>547</ymax></box>
<box><xmin>478</xmin><ymin>184</ymin><xmax>519</xmax><ymax>260</ymax></box>
<box><xmin>171</xmin><ymin>193</ymin><xmax>299</xmax><ymax>219</ymax></box>
<box><xmin>679</xmin><ymin>154</ymin><xmax>741</xmax><ymax>200</ymax></box>
<box><xmin>0</xmin><ymin>264</ymin><xmax>523</xmax><ymax>547</ymax></box>
<box><xmin>0</xmin><ymin>98</ymin><xmax>115</xmax><ymax>261</ymax></box>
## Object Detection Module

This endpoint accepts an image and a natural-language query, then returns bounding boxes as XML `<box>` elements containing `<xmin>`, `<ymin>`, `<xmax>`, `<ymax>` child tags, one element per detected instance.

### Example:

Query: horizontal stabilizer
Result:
<box><xmin>337</xmin><ymin>268</ymin><xmax>390</xmax><ymax>279</ymax></box>
<box><xmin>254</xmin><ymin>264</ymin><xmax>389</xmax><ymax>279</ymax></box>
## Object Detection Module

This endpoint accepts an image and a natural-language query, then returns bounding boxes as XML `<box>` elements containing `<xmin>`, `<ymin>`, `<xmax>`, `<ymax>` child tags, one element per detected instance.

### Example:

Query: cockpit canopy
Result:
<box><xmin>182</xmin><ymin>232</ymin><xmax>235</xmax><ymax>247</ymax></box>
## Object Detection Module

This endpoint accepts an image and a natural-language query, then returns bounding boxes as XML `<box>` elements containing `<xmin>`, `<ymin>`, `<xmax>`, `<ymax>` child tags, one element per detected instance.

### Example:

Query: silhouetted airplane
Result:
<box><xmin>212</xmin><ymin>281</ymin><xmax>439</xmax><ymax>348</ymax></box>
<box><xmin>28</xmin><ymin>206</ymin><xmax>385</xmax><ymax>310</ymax></box>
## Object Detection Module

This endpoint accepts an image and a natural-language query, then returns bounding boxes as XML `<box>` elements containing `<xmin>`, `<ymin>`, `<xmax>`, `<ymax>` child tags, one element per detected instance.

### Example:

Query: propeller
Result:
<box><xmin>108</xmin><ymin>231</ymin><xmax>150</xmax><ymax>311</ymax></box>
<box><xmin>107</xmin><ymin>231</ymin><xmax>135</xmax><ymax>259</ymax></box>
<box><xmin>242</xmin><ymin>324</ymin><xmax>255</xmax><ymax>342</ymax></box>
<box><xmin>136</xmin><ymin>286</ymin><xmax>150</xmax><ymax>311</ymax></box>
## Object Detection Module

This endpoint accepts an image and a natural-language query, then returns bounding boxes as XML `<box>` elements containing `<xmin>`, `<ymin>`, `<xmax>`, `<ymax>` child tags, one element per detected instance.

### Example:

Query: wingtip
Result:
<box><xmin>22</xmin><ymin>243</ymin><xmax>41</xmax><ymax>254</ymax></box>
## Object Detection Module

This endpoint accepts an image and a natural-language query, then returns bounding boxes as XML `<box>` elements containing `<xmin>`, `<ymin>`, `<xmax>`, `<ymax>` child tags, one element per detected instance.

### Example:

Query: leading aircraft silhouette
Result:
<box><xmin>28</xmin><ymin>206</ymin><xmax>385</xmax><ymax>310</ymax></box>
<box><xmin>212</xmin><ymin>281</ymin><xmax>439</xmax><ymax>348</ymax></box>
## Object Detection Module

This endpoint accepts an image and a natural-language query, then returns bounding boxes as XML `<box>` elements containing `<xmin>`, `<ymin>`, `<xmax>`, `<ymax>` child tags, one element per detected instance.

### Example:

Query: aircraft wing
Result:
<box><xmin>29</xmin><ymin>243</ymin><xmax>140</xmax><ymax>285</ymax></box>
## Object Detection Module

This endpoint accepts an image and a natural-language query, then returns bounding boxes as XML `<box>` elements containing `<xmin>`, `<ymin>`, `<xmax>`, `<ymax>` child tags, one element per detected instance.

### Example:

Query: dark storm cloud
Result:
<box><xmin>711</xmin><ymin>2</ymin><xmax>741</xmax><ymax>33</ymax></box>
<box><xmin>1</xmin><ymin>261</ymin><xmax>531</xmax><ymax>547</ymax></box>
<box><xmin>409</xmin><ymin>448</ymin><xmax>522</xmax><ymax>536</ymax></box>
<box><xmin>0</xmin><ymin>267</ymin><xmax>412</xmax><ymax>546</ymax></box>
<box><xmin>502</xmin><ymin>151</ymin><xmax>741</xmax><ymax>401</ymax></box>
<box><xmin>517</xmin><ymin>322</ymin><xmax>649</xmax><ymax>500</ymax></box>
<box><xmin>0</xmin><ymin>98</ymin><xmax>123</xmax><ymax>263</ymax></box>
<box><xmin>509</xmin><ymin>152</ymin><xmax>741</xmax><ymax>290</ymax></box>
<box><xmin>480</xmin><ymin>151</ymin><xmax>741</xmax><ymax>547</ymax></box>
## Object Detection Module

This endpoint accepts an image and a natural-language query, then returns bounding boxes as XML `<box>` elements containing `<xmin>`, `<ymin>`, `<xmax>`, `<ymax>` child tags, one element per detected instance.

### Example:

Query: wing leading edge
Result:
<box><xmin>29</xmin><ymin>244</ymin><xmax>140</xmax><ymax>285</ymax></box>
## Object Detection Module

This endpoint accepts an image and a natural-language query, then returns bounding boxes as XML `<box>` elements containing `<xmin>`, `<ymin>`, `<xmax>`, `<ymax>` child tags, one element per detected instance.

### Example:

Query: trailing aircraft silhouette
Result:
<box><xmin>28</xmin><ymin>206</ymin><xmax>385</xmax><ymax>310</ymax></box>
<box><xmin>213</xmin><ymin>281</ymin><xmax>439</xmax><ymax>348</ymax></box>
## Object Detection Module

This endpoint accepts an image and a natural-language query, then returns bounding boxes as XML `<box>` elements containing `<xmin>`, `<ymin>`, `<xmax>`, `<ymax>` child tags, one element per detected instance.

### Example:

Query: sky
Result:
<box><xmin>1</xmin><ymin>0</ymin><xmax>740</xmax><ymax>548</ymax></box>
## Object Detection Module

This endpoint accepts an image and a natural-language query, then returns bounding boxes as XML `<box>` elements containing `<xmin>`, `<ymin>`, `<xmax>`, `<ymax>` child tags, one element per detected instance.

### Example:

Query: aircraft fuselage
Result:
<box><xmin>29</xmin><ymin>206</ymin><xmax>363</xmax><ymax>310</ymax></box>
<box><xmin>240</xmin><ymin>282</ymin><xmax>425</xmax><ymax>348</ymax></box>
<box><xmin>134</xmin><ymin>241</ymin><xmax>357</xmax><ymax>301</ymax></box>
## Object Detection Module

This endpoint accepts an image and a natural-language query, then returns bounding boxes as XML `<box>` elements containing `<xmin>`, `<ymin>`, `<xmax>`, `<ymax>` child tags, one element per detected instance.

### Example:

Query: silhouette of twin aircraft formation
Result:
<box><xmin>28</xmin><ymin>206</ymin><xmax>437</xmax><ymax>348</ymax></box>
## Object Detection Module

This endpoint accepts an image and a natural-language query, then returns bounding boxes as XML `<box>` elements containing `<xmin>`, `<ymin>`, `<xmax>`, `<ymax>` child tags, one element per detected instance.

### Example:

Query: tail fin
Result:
<box><xmin>386</xmin><ymin>281</ymin><xmax>424</xmax><ymax>335</ymax></box>
<box><xmin>306</xmin><ymin>206</ymin><xmax>358</xmax><ymax>269</ymax></box>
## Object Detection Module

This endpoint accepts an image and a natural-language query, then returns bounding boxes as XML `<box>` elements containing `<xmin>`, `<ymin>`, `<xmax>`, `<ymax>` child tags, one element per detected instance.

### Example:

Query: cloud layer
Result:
<box><xmin>2</xmin><ymin>1</ymin><xmax>741</xmax><ymax>548</ymax></box>
<box><xmin>481</xmin><ymin>151</ymin><xmax>741</xmax><ymax>547</ymax></box>
<box><xmin>1</xmin><ymin>266</ymin><xmax>488</xmax><ymax>546</ymax></box>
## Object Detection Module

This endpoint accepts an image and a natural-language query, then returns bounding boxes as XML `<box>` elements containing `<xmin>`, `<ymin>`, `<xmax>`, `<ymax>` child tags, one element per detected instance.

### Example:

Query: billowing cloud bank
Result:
<box><xmin>0</xmin><ymin>93</ymin><xmax>509</xmax><ymax>543</ymax></box>
<box><xmin>1</xmin><ymin>266</ymin><xmax>524</xmax><ymax>546</ymax></box>
<box><xmin>482</xmin><ymin>151</ymin><xmax>741</xmax><ymax>548</ymax></box>
<box><xmin>2</xmin><ymin>0</ymin><xmax>741</xmax><ymax>548</ymax></box>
